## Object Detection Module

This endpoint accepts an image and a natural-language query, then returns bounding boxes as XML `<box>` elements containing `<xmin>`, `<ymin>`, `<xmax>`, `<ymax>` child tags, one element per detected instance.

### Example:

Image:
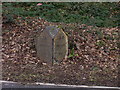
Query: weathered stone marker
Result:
<box><xmin>35</xmin><ymin>26</ymin><xmax>68</xmax><ymax>64</ymax></box>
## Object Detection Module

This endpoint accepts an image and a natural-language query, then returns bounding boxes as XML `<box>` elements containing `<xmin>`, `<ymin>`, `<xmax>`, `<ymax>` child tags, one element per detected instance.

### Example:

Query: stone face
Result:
<box><xmin>54</xmin><ymin>29</ymin><xmax>68</xmax><ymax>62</ymax></box>
<box><xmin>35</xmin><ymin>30</ymin><xmax>52</xmax><ymax>64</ymax></box>
<box><xmin>35</xmin><ymin>26</ymin><xmax>68</xmax><ymax>64</ymax></box>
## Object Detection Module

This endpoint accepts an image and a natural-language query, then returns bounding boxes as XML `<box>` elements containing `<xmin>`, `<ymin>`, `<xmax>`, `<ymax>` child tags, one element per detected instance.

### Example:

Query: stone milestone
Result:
<box><xmin>35</xmin><ymin>26</ymin><xmax>68</xmax><ymax>64</ymax></box>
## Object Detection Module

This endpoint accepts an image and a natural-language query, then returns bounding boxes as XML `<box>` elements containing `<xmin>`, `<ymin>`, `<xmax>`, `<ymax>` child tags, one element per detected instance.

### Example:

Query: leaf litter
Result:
<box><xmin>2</xmin><ymin>17</ymin><xmax>119</xmax><ymax>87</ymax></box>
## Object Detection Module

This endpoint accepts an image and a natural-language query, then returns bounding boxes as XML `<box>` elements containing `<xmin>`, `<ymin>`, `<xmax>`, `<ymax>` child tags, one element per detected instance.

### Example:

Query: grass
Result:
<box><xmin>2</xmin><ymin>2</ymin><xmax>119</xmax><ymax>27</ymax></box>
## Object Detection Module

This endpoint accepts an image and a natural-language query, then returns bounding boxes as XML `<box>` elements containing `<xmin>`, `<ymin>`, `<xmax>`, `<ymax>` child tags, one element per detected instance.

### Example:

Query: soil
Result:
<box><xmin>2</xmin><ymin>17</ymin><xmax>119</xmax><ymax>87</ymax></box>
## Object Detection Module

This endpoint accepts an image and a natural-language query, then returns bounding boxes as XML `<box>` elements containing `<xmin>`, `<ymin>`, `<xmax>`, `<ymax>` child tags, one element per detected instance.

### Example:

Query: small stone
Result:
<box><xmin>83</xmin><ymin>77</ymin><xmax>86</xmax><ymax>79</ymax></box>
<box><xmin>42</xmin><ymin>63</ymin><xmax>47</xmax><ymax>65</ymax></box>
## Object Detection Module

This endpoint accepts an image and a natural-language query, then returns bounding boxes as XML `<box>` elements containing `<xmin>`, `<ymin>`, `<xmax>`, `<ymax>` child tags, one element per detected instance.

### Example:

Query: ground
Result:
<box><xmin>2</xmin><ymin>17</ymin><xmax>119</xmax><ymax>87</ymax></box>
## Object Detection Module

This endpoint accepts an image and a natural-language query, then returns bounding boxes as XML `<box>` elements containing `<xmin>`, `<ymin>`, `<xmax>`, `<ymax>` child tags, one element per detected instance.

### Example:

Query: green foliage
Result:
<box><xmin>2</xmin><ymin>3</ymin><xmax>14</xmax><ymax>23</ymax></box>
<box><xmin>96</xmin><ymin>40</ymin><xmax>106</xmax><ymax>48</ymax></box>
<box><xmin>68</xmin><ymin>48</ymin><xmax>75</xmax><ymax>58</ymax></box>
<box><xmin>2</xmin><ymin>3</ymin><xmax>24</xmax><ymax>23</ymax></box>
<box><xmin>2</xmin><ymin>2</ymin><xmax>119</xmax><ymax>27</ymax></box>
<box><xmin>68</xmin><ymin>48</ymin><xmax>78</xmax><ymax>58</ymax></box>
<box><xmin>95</xmin><ymin>30</ymin><xmax>103</xmax><ymax>39</ymax></box>
<box><xmin>105</xmin><ymin>35</ymin><xmax>114</xmax><ymax>40</ymax></box>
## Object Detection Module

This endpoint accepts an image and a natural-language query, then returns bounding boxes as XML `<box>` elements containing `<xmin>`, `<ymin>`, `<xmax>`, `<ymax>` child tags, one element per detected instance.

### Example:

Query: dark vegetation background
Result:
<box><xmin>2</xmin><ymin>2</ymin><xmax>119</xmax><ymax>27</ymax></box>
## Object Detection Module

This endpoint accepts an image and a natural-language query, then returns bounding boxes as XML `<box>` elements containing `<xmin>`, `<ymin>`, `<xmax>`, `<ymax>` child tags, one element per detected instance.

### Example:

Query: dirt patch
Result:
<box><xmin>2</xmin><ymin>17</ymin><xmax>119</xmax><ymax>87</ymax></box>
